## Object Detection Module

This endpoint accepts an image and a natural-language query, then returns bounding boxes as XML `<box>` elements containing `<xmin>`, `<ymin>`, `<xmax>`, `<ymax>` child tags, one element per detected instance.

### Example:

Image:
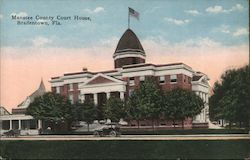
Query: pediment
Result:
<box><xmin>87</xmin><ymin>76</ymin><xmax>115</xmax><ymax>85</ymax></box>
<box><xmin>84</xmin><ymin>73</ymin><xmax>124</xmax><ymax>86</ymax></box>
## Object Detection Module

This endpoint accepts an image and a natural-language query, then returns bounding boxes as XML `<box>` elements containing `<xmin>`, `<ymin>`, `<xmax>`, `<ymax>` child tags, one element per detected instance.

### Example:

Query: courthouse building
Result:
<box><xmin>50</xmin><ymin>29</ymin><xmax>210</xmax><ymax>127</ymax></box>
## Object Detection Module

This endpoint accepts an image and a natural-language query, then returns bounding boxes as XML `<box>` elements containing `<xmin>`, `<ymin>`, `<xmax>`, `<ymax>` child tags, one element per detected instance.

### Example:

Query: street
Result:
<box><xmin>1</xmin><ymin>134</ymin><xmax>250</xmax><ymax>141</ymax></box>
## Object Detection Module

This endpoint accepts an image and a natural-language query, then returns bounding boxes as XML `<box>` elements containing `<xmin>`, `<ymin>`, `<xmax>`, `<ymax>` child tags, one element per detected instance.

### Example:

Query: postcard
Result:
<box><xmin>0</xmin><ymin>0</ymin><xmax>249</xmax><ymax>159</ymax></box>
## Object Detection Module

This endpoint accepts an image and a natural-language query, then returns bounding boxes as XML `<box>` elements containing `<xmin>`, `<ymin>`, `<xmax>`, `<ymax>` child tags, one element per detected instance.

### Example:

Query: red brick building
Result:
<box><xmin>50</xmin><ymin>29</ymin><xmax>210</xmax><ymax>128</ymax></box>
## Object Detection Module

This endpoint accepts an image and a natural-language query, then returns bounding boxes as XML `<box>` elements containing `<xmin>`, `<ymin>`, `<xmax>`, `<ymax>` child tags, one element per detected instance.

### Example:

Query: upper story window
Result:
<box><xmin>159</xmin><ymin>76</ymin><xmax>165</xmax><ymax>84</ymax></box>
<box><xmin>69</xmin><ymin>84</ymin><xmax>73</xmax><ymax>91</ymax></box>
<box><xmin>139</xmin><ymin>76</ymin><xmax>145</xmax><ymax>83</ymax></box>
<box><xmin>56</xmin><ymin>87</ymin><xmax>60</xmax><ymax>94</ymax></box>
<box><xmin>170</xmin><ymin>75</ymin><xmax>177</xmax><ymax>83</ymax></box>
<box><xmin>129</xmin><ymin>77</ymin><xmax>135</xmax><ymax>85</ymax></box>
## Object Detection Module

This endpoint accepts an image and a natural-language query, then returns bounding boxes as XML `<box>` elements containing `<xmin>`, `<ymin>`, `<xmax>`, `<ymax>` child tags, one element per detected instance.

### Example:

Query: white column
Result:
<box><xmin>94</xmin><ymin>93</ymin><xmax>98</xmax><ymax>105</ymax></box>
<box><xmin>81</xmin><ymin>94</ymin><xmax>85</xmax><ymax>103</ymax></box>
<box><xmin>38</xmin><ymin>120</ymin><xmax>42</xmax><ymax>129</ymax></box>
<box><xmin>120</xmin><ymin>92</ymin><xmax>125</xmax><ymax>100</ymax></box>
<box><xmin>9</xmin><ymin>120</ymin><xmax>12</xmax><ymax>130</ymax></box>
<box><xmin>18</xmin><ymin>120</ymin><xmax>21</xmax><ymax>130</ymax></box>
<box><xmin>106</xmin><ymin>92</ymin><xmax>110</xmax><ymax>100</ymax></box>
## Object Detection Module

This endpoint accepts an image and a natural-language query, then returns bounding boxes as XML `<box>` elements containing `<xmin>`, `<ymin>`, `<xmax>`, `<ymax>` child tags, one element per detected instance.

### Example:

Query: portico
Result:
<box><xmin>0</xmin><ymin>114</ymin><xmax>42</xmax><ymax>135</ymax></box>
<box><xmin>79</xmin><ymin>73</ymin><xmax>127</xmax><ymax>105</ymax></box>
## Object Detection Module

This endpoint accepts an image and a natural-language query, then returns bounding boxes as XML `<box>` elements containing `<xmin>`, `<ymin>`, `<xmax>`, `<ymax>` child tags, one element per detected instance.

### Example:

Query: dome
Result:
<box><xmin>114</xmin><ymin>29</ymin><xmax>145</xmax><ymax>55</ymax></box>
<box><xmin>113</xmin><ymin>29</ymin><xmax>146</xmax><ymax>68</ymax></box>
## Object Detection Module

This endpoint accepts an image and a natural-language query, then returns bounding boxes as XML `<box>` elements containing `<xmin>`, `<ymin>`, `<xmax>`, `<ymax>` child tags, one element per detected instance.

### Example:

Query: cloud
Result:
<box><xmin>0</xmin><ymin>14</ymin><xmax>3</xmax><ymax>19</ymax></box>
<box><xmin>214</xmin><ymin>25</ymin><xmax>231</xmax><ymax>34</ymax></box>
<box><xmin>31</xmin><ymin>36</ymin><xmax>52</xmax><ymax>47</ymax></box>
<box><xmin>206</xmin><ymin>4</ymin><xmax>244</xmax><ymax>14</ymax></box>
<box><xmin>206</xmin><ymin>5</ymin><xmax>224</xmax><ymax>14</ymax></box>
<box><xmin>232</xmin><ymin>28</ymin><xmax>248</xmax><ymax>36</ymax></box>
<box><xmin>164</xmin><ymin>17</ymin><xmax>190</xmax><ymax>25</ymax></box>
<box><xmin>10</xmin><ymin>12</ymin><xmax>28</xmax><ymax>17</ymax></box>
<box><xmin>180</xmin><ymin>37</ymin><xmax>221</xmax><ymax>48</ymax></box>
<box><xmin>185</xmin><ymin>10</ymin><xmax>200</xmax><ymax>16</ymax></box>
<box><xmin>214</xmin><ymin>25</ymin><xmax>248</xmax><ymax>37</ymax></box>
<box><xmin>230</xmin><ymin>4</ymin><xmax>244</xmax><ymax>12</ymax></box>
<box><xmin>84</xmin><ymin>7</ymin><xmax>105</xmax><ymax>14</ymax></box>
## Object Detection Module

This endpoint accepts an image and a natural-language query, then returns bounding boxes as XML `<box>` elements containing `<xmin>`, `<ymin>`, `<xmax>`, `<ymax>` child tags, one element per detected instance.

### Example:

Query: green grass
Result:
<box><xmin>50</xmin><ymin>128</ymin><xmax>248</xmax><ymax>135</ymax></box>
<box><xmin>121</xmin><ymin>128</ymin><xmax>249</xmax><ymax>135</ymax></box>
<box><xmin>1</xmin><ymin>140</ymin><xmax>250</xmax><ymax>159</ymax></box>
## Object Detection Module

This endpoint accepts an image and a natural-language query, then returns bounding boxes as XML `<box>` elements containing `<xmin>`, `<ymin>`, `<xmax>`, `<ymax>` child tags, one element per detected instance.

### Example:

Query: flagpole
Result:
<box><xmin>128</xmin><ymin>7</ymin><xmax>130</xmax><ymax>29</ymax></box>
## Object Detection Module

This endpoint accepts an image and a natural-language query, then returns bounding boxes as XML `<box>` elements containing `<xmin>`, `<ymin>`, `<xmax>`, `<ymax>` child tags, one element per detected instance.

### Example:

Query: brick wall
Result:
<box><xmin>51</xmin><ymin>83</ymin><xmax>80</xmax><ymax>104</ymax></box>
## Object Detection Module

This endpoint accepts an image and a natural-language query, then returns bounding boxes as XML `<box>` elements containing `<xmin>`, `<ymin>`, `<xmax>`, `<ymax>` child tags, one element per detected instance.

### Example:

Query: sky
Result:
<box><xmin>0</xmin><ymin>0</ymin><xmax>249</xmax><ymax>112</ymax></box>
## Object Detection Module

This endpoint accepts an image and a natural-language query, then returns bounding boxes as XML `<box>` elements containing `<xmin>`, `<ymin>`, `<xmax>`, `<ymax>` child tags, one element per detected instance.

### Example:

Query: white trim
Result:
<box><xmin>80</xmin><ymin>84</ymin><xmax>126</xmax><ymax>94</ymax></box>
<box><xmin>114</xmin><ymin>53</ymin><xmax>146</xmax><ymax>60</ymax></box>
<box><xmin>94</xmin><ymin>93</ymin><xmax>98</xmax><ymax>105</ymax></box>
<box><xmin>123</xmin><ymin>70</ymin><xmax>155</xmax><ymax>77</ymax></box>
<box><xmin>0</xmin><ymin>114</ymin><xmax>34</xmax><ymax>120</ymax></box>
<box><xmin>115</xmin><ymin>48</ymin><xmax>145</xmax><ymax>53</ymax></box>
<box><xmin>122</xmin><ymin>64</ymin><xmax>194</xmax><ymax>77</ymax></box>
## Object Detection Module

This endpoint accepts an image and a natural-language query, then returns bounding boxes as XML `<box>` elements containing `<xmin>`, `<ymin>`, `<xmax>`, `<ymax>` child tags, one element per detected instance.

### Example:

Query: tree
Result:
<box><xmin>26</xmin><ymin>92</ymin><xmax>74</xmax><ymax>131</ymax></box>
<box><xmin>209</xmin><ymin>65</ymin><xmax>250</xmax><ymax>128</ymax></box>
<box><xmin>103</xmin><ymin>96</ymin><xmax>126</xmax><ymax>123</ymax></box>
<box><xmin>127</xmin><ymin>78</ymin><xmax>163</xmax><ymax>129</ymax></box>
<box><xmin>163</xmin><ymin>88</ymin><xmax>204</xmax><ymax>128</ymax></box>
<box><xmin>74</xmin><ymin>100</ymin><xmax>97</xmax><ymax>132</ymax></box>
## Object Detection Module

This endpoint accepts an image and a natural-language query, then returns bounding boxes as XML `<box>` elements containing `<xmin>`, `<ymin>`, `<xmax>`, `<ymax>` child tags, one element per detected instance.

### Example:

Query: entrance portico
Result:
<box><xmin>79</xmin><ymin>73</ymin><xmax>127</xmax><ymax>105</ymax></box>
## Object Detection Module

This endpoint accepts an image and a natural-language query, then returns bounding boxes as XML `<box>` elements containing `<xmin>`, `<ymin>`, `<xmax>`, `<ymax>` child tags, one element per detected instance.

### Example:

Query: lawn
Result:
<box><xmin>1</xmin><ymin>140</ymin><xmax>250</xmax><ymax>159</ymax></box>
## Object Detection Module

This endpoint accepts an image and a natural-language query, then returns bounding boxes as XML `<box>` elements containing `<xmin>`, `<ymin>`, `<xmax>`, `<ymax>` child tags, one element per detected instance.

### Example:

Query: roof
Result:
<box><xmin>0</xmin><ymin>106</ymin><xmax>10</xmax><ymax>115</ymax></box>
<box><xmin>17</xmin><ymin>80</ymin><xmax>46</xmax><ymax>107</ymax></box>
<box><xmin>114</xmin><ymin>29</ymin><xmax>145</xmax><ymax>54</ymax></box>
<box><xmin>192</xmin><ymin>75</ymin><xmax>203</xmax><ymax>81</ymax></box>
<box><xmin>122</xmin><ymin>62</ymin><xmax>185</xmax><ymax>69</ymax></box>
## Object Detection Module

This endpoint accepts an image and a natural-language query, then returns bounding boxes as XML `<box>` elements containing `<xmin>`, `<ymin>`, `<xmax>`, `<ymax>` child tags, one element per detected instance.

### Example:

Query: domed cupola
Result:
<box><xmin>113</xmin><ymin>29</ymin><xmax>146</xmax><ymax>68</ymax></box>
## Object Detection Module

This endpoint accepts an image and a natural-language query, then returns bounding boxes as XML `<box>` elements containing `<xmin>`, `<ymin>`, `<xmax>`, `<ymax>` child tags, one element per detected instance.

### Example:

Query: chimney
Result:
<box><xmin>82</xmin><ymin>67</ymin><xmax>88</xmax><ymax>72</ymax></box>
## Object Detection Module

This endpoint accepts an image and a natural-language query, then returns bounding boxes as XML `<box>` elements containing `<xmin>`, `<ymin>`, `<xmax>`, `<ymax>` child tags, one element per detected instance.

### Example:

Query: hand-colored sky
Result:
<box><xmin>0</xmin><ymin>0</ymin><xmax>249</xmax><ymax>112</ymax></box>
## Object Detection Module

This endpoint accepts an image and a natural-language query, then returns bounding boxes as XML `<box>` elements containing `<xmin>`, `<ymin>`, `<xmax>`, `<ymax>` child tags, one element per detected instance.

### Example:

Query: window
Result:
<box><xmin>56</xmin><ymin>87</ymin><xmax>60</xmax><ymax>93</ymax></box>
<box><xmin>2</xmin><ymin>120</ymin><xmax>10</xmax><ymax>130</ymax></box>
<box><xmin>68</xmin><ymin>94</ymin><xmax>73</xmax><ymax>104</ymax></box>
<box><xmin>170</xmin><ymin>75</ymin><xmax>177</xmax><ymax>83</ymax></box>
<box><xmin>29</xmin><ymin>120</ymin><xmax>38</xmax><ymax>129</ymax></box>
<box><xmin>69</xmin><ymin>84</ymin><xmax>73</xmax><ymax>91</ymax></box>
<box><xmin>132</xmin><ymin>57</ymin><xmax>137</xmax><ymax>64</ymax></box>
<box><xmin>140</xmin><ymin>76</ymin><xmax>145</xmax><ymax>83</ymax></box>
<box><xmin>129</xmin><ymin>77</ymin><xmax>135</xmax><ymax>85</ymax></box>
<box><xmin>159</xmin><ymin>76</ymin><xmax>165</xmax><ymax>84</ymax></box>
